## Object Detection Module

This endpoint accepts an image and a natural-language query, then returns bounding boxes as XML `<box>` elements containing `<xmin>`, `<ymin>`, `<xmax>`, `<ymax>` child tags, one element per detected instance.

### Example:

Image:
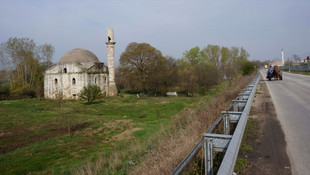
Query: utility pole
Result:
<box><xmin>281</xmin><ymin>49</ymin><xmax>285</xmax><ymax>66</ymax></box>
<box><xmin>288</xmin><ymin>57</ymin><xmax>291</xmax><ymax>72</ymax></box>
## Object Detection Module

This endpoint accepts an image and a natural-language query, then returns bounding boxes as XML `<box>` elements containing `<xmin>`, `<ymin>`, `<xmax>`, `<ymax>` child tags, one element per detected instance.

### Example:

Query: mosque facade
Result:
<box><xmin>44</xmin><ymin>29</ymin><xmax>117</xmax><ymax>99</ymax></box>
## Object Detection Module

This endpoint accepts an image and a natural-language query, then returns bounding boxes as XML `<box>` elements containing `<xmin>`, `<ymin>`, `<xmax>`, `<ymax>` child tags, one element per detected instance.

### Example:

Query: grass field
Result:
<box><xmin>0</xmin><ymin>91</ymin><xmax>223</xmax><ymax>174</ymax></box>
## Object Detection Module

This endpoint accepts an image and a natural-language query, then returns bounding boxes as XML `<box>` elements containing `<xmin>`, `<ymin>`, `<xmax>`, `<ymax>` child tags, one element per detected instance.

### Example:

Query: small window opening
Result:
<box><xmin>73</xmin><ymin>94</ymin><xmax>76</xmax><ymax>99</ymax></box>
<box><xmin>95</xmin><ymin>78</ymin><xmax>97</xmax><ymax>84</ymax></box>
<box><xmin>72</xmin><ymin>78</ymin><xmax>76</xmax><ymax>85</ymax></box>
<box><xmin>55</xmin><ymin>78</ymin><xmax>58</xmax><ymax>85</ymax></box>
<box><xmin>64</xmin><ymin>68</ymin><xmax>67</xmax><ymax>73</ymax></box>
<box><xmin>104</xmin><ymin>77</ymin><xmax>107</xmax><ymax>83</ymax></box>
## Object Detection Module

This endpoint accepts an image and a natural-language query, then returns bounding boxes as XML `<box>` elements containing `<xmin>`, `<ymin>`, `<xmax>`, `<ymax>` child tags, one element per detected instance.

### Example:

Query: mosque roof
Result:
<box><xmin>59</xmin><ymin>48</ymin><xmax>99</xmax><ymax>64</ymax></box>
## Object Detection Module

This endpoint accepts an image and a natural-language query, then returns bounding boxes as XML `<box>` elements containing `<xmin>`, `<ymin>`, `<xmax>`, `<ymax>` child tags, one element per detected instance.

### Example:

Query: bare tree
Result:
<box><xmin>293</xmin><ymin>54</ymin><xmax>301</xmax><ymax>64</ymax></box>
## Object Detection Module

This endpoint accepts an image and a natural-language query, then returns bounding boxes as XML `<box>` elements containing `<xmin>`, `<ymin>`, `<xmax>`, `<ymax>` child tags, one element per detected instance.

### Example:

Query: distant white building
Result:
<box><xmin>44</xmin><ymin>29</ymin><xmax>117</xmax><ymax>99</ymax></box>
<box><xmin>271</xmin><ymin>60</ymin><xmax>283</xmax><ymax>66</ymax></box>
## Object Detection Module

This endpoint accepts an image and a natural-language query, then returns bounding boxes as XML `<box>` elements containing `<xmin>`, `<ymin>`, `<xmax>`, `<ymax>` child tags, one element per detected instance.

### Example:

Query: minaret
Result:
<box><xmin>106</xmin><ymin>29</ymin><xmax>117</xmax><ymax>97</ymax></box>
<box><xmin>281</xmin><ymin>49</ymin><xmax>284</xmax><ymax>66</ymax></box>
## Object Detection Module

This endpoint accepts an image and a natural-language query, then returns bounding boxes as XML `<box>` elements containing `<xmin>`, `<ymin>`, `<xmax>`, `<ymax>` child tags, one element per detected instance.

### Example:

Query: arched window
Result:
<box><xmin>64</xmin><ymin>68</ymin><xmax>67</xmax><ymax>73</ymax></box>
<box><xmin>72</xmin><ymin>78</ymin><xmax>76</xmax><ymax>85</ymax></box>
<box><xmin>104</xmin><ymin>77</ymin><xmax>107</xmax><ymax>83</ymax></box>
<box><xmin>95</xmin><ymin>77</ymin><xmax>97</xmax><ymax>84</ymax></box>
<box><xmin>55</xmin><ymin>78</ymin><xmax>58</xmax><ymax>85</ymax></box>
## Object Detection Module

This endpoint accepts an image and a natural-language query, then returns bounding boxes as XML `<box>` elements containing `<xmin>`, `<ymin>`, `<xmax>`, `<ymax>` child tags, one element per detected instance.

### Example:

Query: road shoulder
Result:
<box><xmin>236</xmin><ymin>77</ymin><xmax>291</xmax><ymax>175</ymax></box>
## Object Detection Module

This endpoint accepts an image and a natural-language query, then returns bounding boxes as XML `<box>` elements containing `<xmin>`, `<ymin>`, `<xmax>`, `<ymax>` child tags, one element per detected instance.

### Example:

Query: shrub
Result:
<box><xmin>0</xmin><ymin>80</ymin><xmax>10</xmax><ymax>100</ymax></box>
<box><xmin>78</xmin><ymin>84</ymin><xmax>103</xmax><ymax>104</ymax></box>
<box><xmin>240</xmin><ymin>61</ymin><xmax>255</xmax><ymax>75</ymax></box>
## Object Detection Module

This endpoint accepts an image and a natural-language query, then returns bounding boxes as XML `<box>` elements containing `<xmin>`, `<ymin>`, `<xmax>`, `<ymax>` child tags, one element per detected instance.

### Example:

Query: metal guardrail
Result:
<box><xmin>216</xmin><ymin>74</ymin><xmax>259</xmax><ymax>175</ymax></box>
<box><xmin>171</xmin><ymin>72</ymin><xmax>260</xmax><ymax>175</ymax></box>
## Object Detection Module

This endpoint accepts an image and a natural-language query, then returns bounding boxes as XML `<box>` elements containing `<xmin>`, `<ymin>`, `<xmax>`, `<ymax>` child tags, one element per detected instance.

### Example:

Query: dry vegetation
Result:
<box><xmin>132</xmin><ymin>74</ymin><xmax>255</xmax><ymax>175</ymax></box>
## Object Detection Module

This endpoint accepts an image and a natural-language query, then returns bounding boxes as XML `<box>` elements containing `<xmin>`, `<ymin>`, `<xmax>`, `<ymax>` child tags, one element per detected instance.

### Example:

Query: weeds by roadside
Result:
<box><xmin>234</xmin><ymin>117</ymin><xmax>259</xmax><ymax>175</ymax></box>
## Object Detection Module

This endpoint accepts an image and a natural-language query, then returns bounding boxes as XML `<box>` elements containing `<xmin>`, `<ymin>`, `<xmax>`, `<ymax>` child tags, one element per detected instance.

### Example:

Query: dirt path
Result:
<box><xmin>245</xmin><ymin>78</ymin><xmax>291</xmax><ymax>175</ymax></box>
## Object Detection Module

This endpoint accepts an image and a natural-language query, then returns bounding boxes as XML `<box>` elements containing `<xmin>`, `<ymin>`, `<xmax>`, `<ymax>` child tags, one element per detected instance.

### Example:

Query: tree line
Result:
<box><xmin>0</xmin><ymin>37</ymin><xmax>54</xmax><ymax>99</ymax></box>
<box><xmin>116</xmin><ymin>42</ymin><xmax>256</xmax><ymax>96</ymax></box>
<box><xmin>0</xmin><ymin>37</ymin><xmax>257</xmax><ymax>99</ymax></box>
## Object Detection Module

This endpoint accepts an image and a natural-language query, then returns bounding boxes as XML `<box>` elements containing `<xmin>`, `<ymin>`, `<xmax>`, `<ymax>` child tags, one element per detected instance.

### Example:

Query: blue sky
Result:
<box><xmin>0</xmin><ymin>0</ymin><xmax>309</xmax><ymax>65</ymax></box>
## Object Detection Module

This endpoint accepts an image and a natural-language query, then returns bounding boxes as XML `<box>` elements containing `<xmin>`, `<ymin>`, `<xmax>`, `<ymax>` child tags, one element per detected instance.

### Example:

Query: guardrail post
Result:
<box><xmin>233</xmin><ymin>102</ymin><xmax>238</xmax><ymax>111</ymax></box>
<box><xmin>204</xmin><ymin>137</ymin><xmax>213</xmax><ymax>175</ymax></box>
<box><xmin>203</xmin><ymin>134</ymin><xmax>232</xmax><ymax>175</ymax></box>
<box><xmin>232</xmin><ymin>100</ymin><xmax>247</xmax><ymax>111</ymax></box>
<box><xmin>222</xmin><ymin>111</ymin><xmax>242</xmax><ymax>123</ymax></box>
<box><xmin>223</xmin><ymin>114</ymin><xmax>230</xmax><ymax>135</ymax></box>
<box><xmin>242</xmin><ymin>90</ymin><xmax>252</xmax><ymax>94</ymax></box>
<box><xmin>237</xmin><ymin>93</ymin><xmax>250</xmax><ymax>100</ymax></box>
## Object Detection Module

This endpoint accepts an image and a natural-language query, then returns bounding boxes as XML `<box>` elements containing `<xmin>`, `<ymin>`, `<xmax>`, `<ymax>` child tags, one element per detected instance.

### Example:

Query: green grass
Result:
<box><xmin>234</xmin><ymin>117</ymin><xmax>259</xmax><ymax>175</ymax></box>
<box><xmin>234</xmin><ymin>158</ymin><xmax>247</xmax><ymax>175</ymax></box>
<box><xmin>0</xmin><ymin>80</ymin><xmax>233</xmax><ymax>175</ymax></box>
<box><xmin>282</xmin><ymin>70</ymin><xmax>310</xmax><ymax>75</ymax></box>
<box><xmin>0</xmin><ymin>95</ymin><xmax>201</xmax><ymax>175</ymax></box>
<box><xmin>240</xmin><ymin>118</ymin><xmax>259</xmax><ymax>154</ymax></box>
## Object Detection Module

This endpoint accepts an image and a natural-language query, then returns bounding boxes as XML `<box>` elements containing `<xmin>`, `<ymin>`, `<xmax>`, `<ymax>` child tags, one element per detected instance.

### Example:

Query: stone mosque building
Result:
<box><xmin>44</xmin><ymin>29</ymin><xmax>117</xmax><ymax>99</ymax></box>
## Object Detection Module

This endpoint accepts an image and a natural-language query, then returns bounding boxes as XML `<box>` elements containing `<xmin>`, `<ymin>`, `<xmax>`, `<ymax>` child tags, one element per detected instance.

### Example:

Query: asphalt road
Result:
<box><xmin>261</xmin><ymin>69</ymin><xmax>310</xmax><ymax>175</ymax></box>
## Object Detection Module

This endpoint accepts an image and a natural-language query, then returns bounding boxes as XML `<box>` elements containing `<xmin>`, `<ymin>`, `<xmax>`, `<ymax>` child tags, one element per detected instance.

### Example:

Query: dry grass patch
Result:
<box><xmin>77</xmin><ymin>119</ymin><xmax>142</xmax><ymax>143</ymax></box>
<box><xmin>113</xmin><ymin>127</ymin><xmax>144</xmax><ymax>142</ymax></box>
<box><xmin>104</xmin><ymin>119</ymin><xmax>132</xmax><ymax>128</ymax></box>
